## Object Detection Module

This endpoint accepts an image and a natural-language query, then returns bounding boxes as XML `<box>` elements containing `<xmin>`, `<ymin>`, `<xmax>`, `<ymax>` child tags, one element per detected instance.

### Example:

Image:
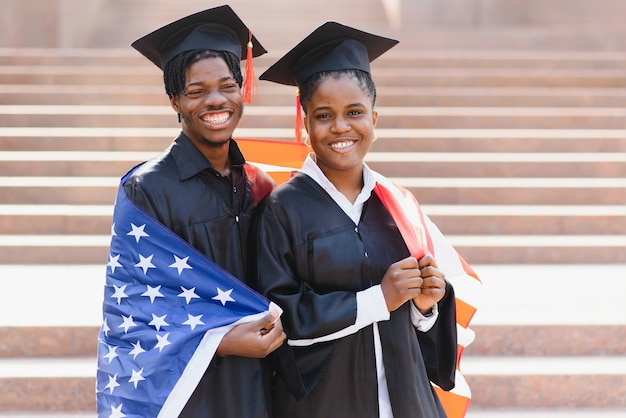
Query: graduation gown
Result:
<box><xmin>249</xmin><ymin>173</ymin><xmax>457</xmax><ymax>418</ymax></box>
<box><xmin>123</xmin><ymin>133</ymin><xmax>275</xmax><ymax>418</ymax></box>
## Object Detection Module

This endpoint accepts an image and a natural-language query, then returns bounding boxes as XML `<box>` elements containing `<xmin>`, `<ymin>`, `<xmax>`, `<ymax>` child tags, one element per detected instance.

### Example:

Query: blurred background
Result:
<box><xmin>0</xmin><ymin>0</ymin><xmax>625</xmax><ymax>417</ymax></box>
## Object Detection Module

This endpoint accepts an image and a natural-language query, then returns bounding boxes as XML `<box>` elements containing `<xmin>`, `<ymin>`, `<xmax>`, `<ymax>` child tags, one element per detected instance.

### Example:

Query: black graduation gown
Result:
<box><xmin>249</xmin><ymin>173</ymin><xmax>457</xmax><ymax>418</ymax></box>
<box><xmin>123</xmin><ymin>133</ymin><xmax>275</xmax><ymax>418</ymax></box>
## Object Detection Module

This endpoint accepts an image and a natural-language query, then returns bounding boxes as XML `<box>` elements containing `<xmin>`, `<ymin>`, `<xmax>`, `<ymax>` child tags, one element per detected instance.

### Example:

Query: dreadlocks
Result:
<box><xmin>163</xmin><ymin>49</ymin><xmax>243</xmax><ymax>98</ymax></box>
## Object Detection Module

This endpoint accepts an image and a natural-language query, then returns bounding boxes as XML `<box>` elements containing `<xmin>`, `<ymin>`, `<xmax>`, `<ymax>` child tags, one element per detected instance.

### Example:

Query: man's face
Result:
<box><xmin>170</xmin><ymin>56</ymin><xmax>243</xmax><ymax>150</ymax></box>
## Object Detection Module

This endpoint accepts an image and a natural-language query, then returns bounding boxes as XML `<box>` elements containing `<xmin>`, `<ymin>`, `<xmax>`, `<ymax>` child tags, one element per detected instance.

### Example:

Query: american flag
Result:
<box><xmin>373</xmin><ymin>172</ymin><xmax>482</xmax><ymax>418</ymax></box>
<box><xmin>96</xmin><ymin>166</ymin><xmax>279</xmax><ymax>418</ymax></box>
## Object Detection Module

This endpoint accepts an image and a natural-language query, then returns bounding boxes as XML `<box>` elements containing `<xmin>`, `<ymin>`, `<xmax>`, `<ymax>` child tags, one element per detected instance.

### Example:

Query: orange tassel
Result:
<box><xmin>295</xmin><ymin>89</ymin><xmax>303</xmax><ymax>143</ymax></box>
<box><xmin>242</xmin><ymin>29</ymin><xmax>256</xmax><ymax>104</ymax></box>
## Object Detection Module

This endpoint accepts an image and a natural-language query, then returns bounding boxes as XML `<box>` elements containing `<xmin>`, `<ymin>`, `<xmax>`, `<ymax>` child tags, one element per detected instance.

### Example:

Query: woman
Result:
<box><xmin>249</xmin><ymin>22</ymin><xmax>457</xmax><ymax>418</ymax></box>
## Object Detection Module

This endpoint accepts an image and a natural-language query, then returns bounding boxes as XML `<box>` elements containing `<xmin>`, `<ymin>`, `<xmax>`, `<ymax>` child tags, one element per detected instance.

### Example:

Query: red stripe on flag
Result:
<box><xmin>373</xmin><ymin>183</ymin><xmax>427</xmax><ymax>260</ymax></box>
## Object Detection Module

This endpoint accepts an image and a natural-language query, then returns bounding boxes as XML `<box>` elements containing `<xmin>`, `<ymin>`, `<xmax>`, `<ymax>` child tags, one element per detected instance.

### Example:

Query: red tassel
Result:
<box><xmin>242</xmin><ymin>29</ymin><xmax>256</xmax><ymax>104</ymax></box>
<box><xmin>295</xmin><ymin>89</ymin><xmax>303</xmax><ymax>143</ymax></box>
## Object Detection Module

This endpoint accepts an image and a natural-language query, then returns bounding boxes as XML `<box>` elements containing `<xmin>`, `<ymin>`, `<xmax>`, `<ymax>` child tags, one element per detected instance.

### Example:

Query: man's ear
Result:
<box><xmin>170</xmin><ymin>95</ymin><xmax>180</xmax><ymax>114</ymax></box>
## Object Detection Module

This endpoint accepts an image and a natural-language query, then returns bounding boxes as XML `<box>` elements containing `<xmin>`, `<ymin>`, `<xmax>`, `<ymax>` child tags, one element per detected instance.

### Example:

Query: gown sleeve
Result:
<box><xmin>417</xmin><ymin>280</ymin><xmax>457</xmax><ymax>391</ymax></box>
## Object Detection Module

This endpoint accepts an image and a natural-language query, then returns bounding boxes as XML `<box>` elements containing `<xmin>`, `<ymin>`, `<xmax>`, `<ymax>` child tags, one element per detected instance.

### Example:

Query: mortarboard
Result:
<box><xmin>259</xmin><ymin>21</ymin><xmax>398</xmax><ymax>141</ymax></box>
<box><xmin>131</xmin><ymin>5</ymin><xmax>266</xmax><ymax>102</ymax></box>
<box><xmin>259</xmin><ymin>21</ymin><xmax>398</xmax><ymax>87</ymax></box>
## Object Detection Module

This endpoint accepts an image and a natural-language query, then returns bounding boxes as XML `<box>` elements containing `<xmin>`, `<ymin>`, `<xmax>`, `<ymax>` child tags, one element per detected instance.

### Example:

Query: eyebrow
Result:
<box><xmin>185</xmin><ymin>75</ymin><xmax>236</xmax><ymax>88</ymax></box>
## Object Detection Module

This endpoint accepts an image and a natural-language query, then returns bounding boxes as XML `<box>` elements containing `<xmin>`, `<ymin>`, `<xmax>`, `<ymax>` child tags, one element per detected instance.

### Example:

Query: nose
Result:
<box><xmin>203</xmin><ymin>88</ymin><xmax>228</xmax><ymax>106</ymax></box>
<box><xmin>331</xmin><ymin>115</ymin><xmax>351</xmax><ymax>133</ymax></box>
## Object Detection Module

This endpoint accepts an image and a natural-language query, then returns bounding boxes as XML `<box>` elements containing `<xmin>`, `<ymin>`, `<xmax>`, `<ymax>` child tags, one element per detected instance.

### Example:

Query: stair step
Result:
<box><xmin>4</xmin><ymin>324</ymin><xmax>625</xmax><ymax>359</ymax></box>
<box><xmin>1</xmin><ymin>356</ymin><xmax>625</xmax><ymax>411</ymax></box>
<box><xmin>5</xmin><ymin>84</ymin><xmax>626</xmax><ymax>108</ymax></box>
<box><xmin>0</xmin><ymin>151</ymin><xmax>623</xmax><ymax>178</ymax></box>
<box><xmin>1</xmin><ymin>204</ymin><xmax>622</xmax><ymax>235</ymax></box>
<box><xmin>0</xmin><ymin>185</ymin><xmax>622</xmax><ymax>206</ymax></box>
<box><xmin>3</xmin><ymin>105</ymin><xmax>626</xmax><ymax>129</ymax></box>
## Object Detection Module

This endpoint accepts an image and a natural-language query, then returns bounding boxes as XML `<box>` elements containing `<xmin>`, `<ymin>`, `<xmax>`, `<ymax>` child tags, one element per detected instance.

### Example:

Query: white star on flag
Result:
<box><xmin>109</xmin><ymin>404</ymin><xmax>125</xmax><ymax>418</ymax></box>
<box><xmin>169</xmin><ymin>255</ymin><xmax>192</xmax><ymax>275</ymax></box>
<box><xmin>127</xmin><ymin>223</ymin><xmax>149</xmax><ymax>243</ymax></box>
<box><xmin>135</xmin><ymin>254</ymin><xmax>156</xmax><ymax>274</ymax></box>
<box><xmin>149</xmin><ymin>314</ymin><xmax>169</xmax><ymax>331</ymax></box>
<box><xmin>212</xmin><ymin>287</ymin><xmax>235</xmax><ymax>306</ymax></box>
<box><xmin>141</xmin><ymin>285</ymin><xmax>164</xmax><ymax>303</ymax></box>
<box><xmin>154</xmin><ymin>333</ymin><xmax>171</xmax><ymax>352</ymax></box>
<box><xmin>129</xmin><ymin>368</ymin><xmax>146</xmax><ymax>389</ymax></box>
<box><xmin>111</xmin><ymin>284</ymin><xmax>128</xmax><ymax>305</ymax></box>
<box><xmin>178</xmin><ymin>286</ymin><xmax>200</xmax><ymax>304</ymax></box>
<box><xmin>105</xmin><ymin>373</ymin><xmax>120</xmax><ymax>394</ymax></box>
<box><xmin>107</xmin><ymin>254</ymin><xmax>123</xmax><ymax>274</ymax></box>
<box><xmin>102</xmin><ymin>318</ymin><xmax>110</xmax><ymax>337</ymax></box>
<box><xmin>102</xmin><ymin>345</ymin><xmax>118</xmax><ymax>364</ymax></box>
<box><xmin>128</xmin><ymin>341</ymin><xmax>145</xmax><ymax>360</ymax></box>
<box><xmin>183</xmin><ymin>314</ymin><xmax>205</xmax><ymax>331</ymax></box>
<box><xmin>118</xmin><ymin>315</ymin><xmax>137</xmax><ymax>334</ymax></box>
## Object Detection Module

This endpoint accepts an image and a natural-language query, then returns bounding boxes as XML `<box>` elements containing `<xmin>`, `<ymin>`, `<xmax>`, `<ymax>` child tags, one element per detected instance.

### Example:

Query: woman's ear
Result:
<box><xmin>372</xmin><ymin>110</ymin><xmax>378</xmax><ymax>127</ymax></box>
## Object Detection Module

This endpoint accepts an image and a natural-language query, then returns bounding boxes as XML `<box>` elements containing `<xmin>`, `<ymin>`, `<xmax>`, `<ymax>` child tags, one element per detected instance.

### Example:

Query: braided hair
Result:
<box><xmin>298</xmin><ymin>69</ymin><xmax>377</xmax><ymax>115</ymax></box>
<box><xmin>163</xmin><ymin>49</ymin><xmax>243</xmax><ymax>98</ymax></box>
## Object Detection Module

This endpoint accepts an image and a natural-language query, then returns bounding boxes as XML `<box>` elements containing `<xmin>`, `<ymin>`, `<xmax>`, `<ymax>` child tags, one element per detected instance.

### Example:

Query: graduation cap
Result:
<box><xmin>259</xmin><ymin>21</ymin><xmax>398</xmax><ymax>87</ymax></box>
<box><xmin>131</xmin><ymin>5</ymin><xmax>267</xmax><ymax>102</ymax></box>
<box><xmin>259</xmin><ymin>21</ymin><xmax>398</xmax><ymax>141</ymax></box>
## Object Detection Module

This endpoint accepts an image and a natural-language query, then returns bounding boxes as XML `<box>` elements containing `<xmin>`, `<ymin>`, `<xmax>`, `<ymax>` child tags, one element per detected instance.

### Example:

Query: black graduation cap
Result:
<box><xmin>259</xmin><ymin>21</ymin><xmax>398</xmax><ymax>86</ymax></box>
<box><xmin>131</xmin><ymin>5</ymin><xmax>267</xmax><ymax>70</ymax></box>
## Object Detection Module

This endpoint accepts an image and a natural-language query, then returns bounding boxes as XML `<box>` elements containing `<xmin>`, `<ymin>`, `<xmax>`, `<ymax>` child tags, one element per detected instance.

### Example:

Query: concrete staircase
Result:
<box><xmin>0</xmin><ymin>0</ymin><xmax>625</xmax><ymax>416</ymax></box>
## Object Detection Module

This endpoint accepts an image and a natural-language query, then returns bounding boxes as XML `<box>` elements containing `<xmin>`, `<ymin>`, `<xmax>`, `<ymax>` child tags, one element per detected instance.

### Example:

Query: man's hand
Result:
<box><xmin>216</xmin><ymin>309</ymin><xmax>286</xmax><ymax>358</ymax></box>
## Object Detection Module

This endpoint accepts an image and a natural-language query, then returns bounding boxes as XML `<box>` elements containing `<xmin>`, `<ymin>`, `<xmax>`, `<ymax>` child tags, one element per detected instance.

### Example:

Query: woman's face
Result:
<box><xmin>170</xmin><ymin>56</ymin><xmax>243</xmax><ymax>150</ymax></box>
<box><xmin>303</xmin><ymin>73</ymin><xmax>378</xmax><ymax>179</ymax></box>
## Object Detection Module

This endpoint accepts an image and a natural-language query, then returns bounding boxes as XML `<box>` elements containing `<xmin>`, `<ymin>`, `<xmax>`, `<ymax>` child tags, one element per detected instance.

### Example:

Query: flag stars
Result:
<box><xmin>107</xmin><ymin>254</ymin><xmax>123</xmax><ymax>274</ymax></box>
<box><xmin>102</xmin><ymin>318</ymin><xmax>110</xmax><ymax>337</ymax></box>
<box><xmin>128</xmin><ymin>368</ymin><xmax>146</xmax><ymax>389</ymax></box>
<box><xmin>109</xmin><ymin>403</ymin><xmax>126</xmax><ymax>418</ymax></box>
<box><xmin>212</xmin><ymin>287</ymin><xmax>235</xmax><ymax>306</ymax></box>
<box><xmin>128</xmin><ymin>340</ymin><xmax>146</xmax><ymax>360</ymax></box>
<box><xmin>111</xmin><ymin>223</ymin><xmax>117</xmax><ymax>237</ymax></box>
<box><xmin>183</xmin><ymin>314</ymin><xmax>204</xmax><ymax>331</ymax></box>
<box><xmin>118</xmin><ymin>315</ymin><xmax>137</xmax><ymax>334</ymax></box>
<box><xmin>111</xmin><ymin>284</ymin><xmax>128</xmax><ymax>305</ymax></box>
<box><xmin>102</xmin><ymin>345</ymin><xmax>118</xmax><ymax>364</ymax></box>
<box><xmin>169</xmin><ymin>255</ymin><xmax>192</xmax><ymax>275</ymax></box>
<box><xmin>178</xmin><ymin>286</ymin><xmax>200</xmax><ymax>304</ymax></box>
<box><xmin>149</xmin><ymin>313</ymin><xmax>169</xmax><ymax>331</ymax></box>
<box><xmin>127</xmin><ymin>223</ymin><xmax>149</xmax><ymax>243</ymax></box>
<box><xmin>141</xmin><ymin>285</ymin><xmax>164</xmax><ymax>303</ymax></box>
<box><xmin>135</xmin><ymin>254</ymin><xmax>156</xmax><ymax>275</ymax></box>
<box><xmin>154</xmin><ymin>333</ymin><xmax>171</xmax><ymax>352</ymax></box>
<box><xmin>104</xmin><ymin>373</ymin><xmax>120</xmax><ymax>394</ymax></box>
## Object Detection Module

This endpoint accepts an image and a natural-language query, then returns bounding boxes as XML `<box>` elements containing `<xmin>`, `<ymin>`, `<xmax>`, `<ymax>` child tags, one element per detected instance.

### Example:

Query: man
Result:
<box><xmin>97</xmin><ymin>6</ymin><xmax>285</xmax><ymax>418</ymax></box>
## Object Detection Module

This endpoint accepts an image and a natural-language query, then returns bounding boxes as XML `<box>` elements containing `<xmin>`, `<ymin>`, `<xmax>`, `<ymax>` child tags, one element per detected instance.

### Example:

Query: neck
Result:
<box><xmin>323</xmin><ymin>168</ymin><xmax>364</xmax><ymax>204</ymax></box>
<box><xmin>202</xmin><ymin>141</ymin><xmax>232</xmax><ymax>176</ymax></box>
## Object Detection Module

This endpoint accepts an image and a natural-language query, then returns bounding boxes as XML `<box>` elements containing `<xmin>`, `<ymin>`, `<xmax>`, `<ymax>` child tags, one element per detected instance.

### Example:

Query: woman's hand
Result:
<box><xmin>380</xmin><ymin>255</ymin><xmax>446</xmax><ymax>313</ymax></box>
<box><xmin>412</xmin><ymin>255</ymin><xmax>446</xmax><ymax>314</ymax></box>
<box><xmin>380</xmin><ymin>256</ymin><xmax>424</xmax><ymax>312</ymax></box>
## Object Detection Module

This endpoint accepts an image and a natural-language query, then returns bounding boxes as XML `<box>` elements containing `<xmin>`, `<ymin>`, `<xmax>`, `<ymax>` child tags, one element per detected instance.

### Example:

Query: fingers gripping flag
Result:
<box><xmin>373</xmin><ymin>172</ymin><xmax>482</xmax><ymax>418</ymax></box>
<box><xmin>96</xmin><ymin>167</ymin><xmax>280</xmax><ymax>418</ymax></box>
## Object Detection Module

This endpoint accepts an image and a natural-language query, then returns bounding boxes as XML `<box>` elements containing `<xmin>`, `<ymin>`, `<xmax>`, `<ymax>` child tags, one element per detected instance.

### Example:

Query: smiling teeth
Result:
<box><xmin>331</xmin><ymin>140</ymin><xmax>355</xmax><ymax>150</ymax></box>
<box><xmin>202</xmin><ymin>113</ymin><xmax>229</xmax><ymax>124</ymax></box>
